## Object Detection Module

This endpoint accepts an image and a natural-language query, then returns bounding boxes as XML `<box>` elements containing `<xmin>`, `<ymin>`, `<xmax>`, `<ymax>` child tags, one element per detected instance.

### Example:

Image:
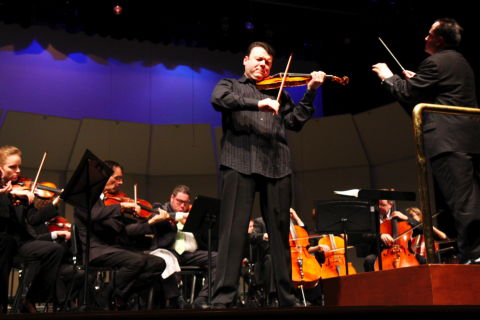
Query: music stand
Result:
<box><xmin>183</xmin><ymin>195</ymin><xmax>220</xmax><ymax>305</ymax></box>
<box><xmin>315</xmin><ymin>200</ymin><xmax>376</xmax><ymax>275</ymax></box>
<box><xmin>61</xmin><ymin>149</ymin><xmax>112</xmax><ymax>310</ymax></box>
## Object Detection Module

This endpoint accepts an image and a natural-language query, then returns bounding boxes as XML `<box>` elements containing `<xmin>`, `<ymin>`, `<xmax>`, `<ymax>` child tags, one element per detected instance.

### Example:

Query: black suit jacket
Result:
<box><xmin>383</xmin><ymin>49</ymin><xmax>479</xmax><ymax>158</ymax></box>
<box><xmin>0</xmin><ymin>194</ymin><xmax>58</xmax><ymax>247</ymax></box>
<box><xmin>74</xmin><ymin>198</ymin><xmax>154</xmax><ymax>261</ymax></box>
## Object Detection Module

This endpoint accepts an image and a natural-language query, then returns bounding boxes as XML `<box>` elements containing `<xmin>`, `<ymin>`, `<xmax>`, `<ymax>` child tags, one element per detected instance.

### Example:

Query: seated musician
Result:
<box><xmin>73</xmin><ymin>160</ymin><xmax>169</xmax><ymax>310</ymax></box>
<box><xmin>405</xmin><ymin>206</ymin><xmax>448</xmax><ymax>262</ymax></box>
<box><xmin>0</xmin><ymin>145</ymin><xmax>64</xmax><ymax>313</ymax></box>
<box><xmin>150</xmin><ymin>184</ymin><xmax>216</xmax><ymax>310</ymax></box>
<box><xmin>364</xmin><ymin>199</ymin><xmax>424</xmax><ymax>272</ymax></box>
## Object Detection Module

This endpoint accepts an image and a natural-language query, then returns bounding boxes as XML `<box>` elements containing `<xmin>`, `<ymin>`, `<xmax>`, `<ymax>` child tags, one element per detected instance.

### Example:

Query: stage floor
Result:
<box><xmin>2</xmin><ymin>305</ymin><xmax>480</xmax><ymax>320</ymax></box>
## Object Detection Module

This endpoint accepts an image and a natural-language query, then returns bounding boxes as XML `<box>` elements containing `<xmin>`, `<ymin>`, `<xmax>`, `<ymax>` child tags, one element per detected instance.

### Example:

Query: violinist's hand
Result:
<box><xmin>307</xmin><ymin>71</ymin><xmax>326</xmax><ymax>90</ymax></box>
<box><xmin>263</xmin><ymin>233</ymin><xmax>269</xmax><ymax>241</ymax></box>
<box><xmin>380</xmin><ymin>233</ymin><xmax>394</xmax><ymax>247</ymax></box>
<box><xmin>258</xmin><ymin>98</ymin><xmax>279</xmax><ymax>115</ymax></box>
<box><xmin>372</xmin><ymin>63</ymin><xmax>394</xmax><ymax>80</ymax></box>
<box><xmin>55</xmin><ymin>230</ymin><xmax>71</xmax><ymax>241</ymax></box>
<box><xmin>148</xmin><ymin>212</ymin><xmax>168</xmax><ymax>225</ymax></box>
<box><xmin>390</xmin><ymin>211</ymin><xmax>408</xmax><ymax>221</ymax></box>
<box><xmin>319</xmin><ymin>244</ymin><xmax>331</xmax><ymax>253</ymax></box>
<box><xmin>0</xmin><ymin>181</ymin><xmax>12</xmax><ymax>194</ymax></box>
<box><xmin>10</xmin><ymin>189</ymin><xmax>34</xmax><ymax>205</ymax></box>
<box><xmin>402</xmin><ymin>70</ymin><xmax>416</xmax><ymax>79</ymax></box>
<box><xmin>120</xmin><ymin>202</ymin><xmax>140</xmax><ymax>215</ymax></box>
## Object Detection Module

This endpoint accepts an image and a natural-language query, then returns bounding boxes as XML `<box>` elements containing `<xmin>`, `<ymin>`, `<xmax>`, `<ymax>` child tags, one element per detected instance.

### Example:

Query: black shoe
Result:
<box><xmin>193</xmin><ymin>296</ymin><xmax>209</xmax><ymax>309</ymax></box>
<box><xmin>211</xmin><ymin>303</ymin><xmax>227</xmax><ymax>309</ymax></box>
<box><xmin>18</xmin><ymin>299</ymin><xmax>37</xmax><ymax>313</ymax></box>
<box><xmin>166</xmin><ymin>296</ymin><xmax>185</xmax><ymax>309</ymax></box>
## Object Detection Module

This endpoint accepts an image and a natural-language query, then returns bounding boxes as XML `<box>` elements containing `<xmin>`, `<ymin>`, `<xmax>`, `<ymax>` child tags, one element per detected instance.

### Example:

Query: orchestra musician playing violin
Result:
<box><xmin>211</xmin><ymin>41</ymin><xmax>325</xmax><ymax>309</ymax></box>
<box><xmin>150</xmin><ymin>185</ymin><xmax>217</xmax><ymax>310</ymax></box>
<box><xmin>0</xmin><ymin>145</ymin><xmax>64</xmax><ymax>313</ymax></box>
<box><xmin>73</xmin><ymin>160</ymin><xmax>170</xmax><ymax>310</ymax></box>
<box><xmin>364</xmin><ymin>199</ymin><xmax>424</xmax><ymax>272</ymax></box>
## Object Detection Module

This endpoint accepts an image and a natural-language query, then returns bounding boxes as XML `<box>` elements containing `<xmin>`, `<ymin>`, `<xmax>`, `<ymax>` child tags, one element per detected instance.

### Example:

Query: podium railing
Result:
<box><xmin>412</xmin><ymin>103</ymin><xmax>480</xmax><ymax>263</ymax></box>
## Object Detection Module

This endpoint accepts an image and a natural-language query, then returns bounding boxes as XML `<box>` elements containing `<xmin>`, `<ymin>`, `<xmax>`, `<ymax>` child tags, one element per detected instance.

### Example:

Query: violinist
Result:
<box><xmin>150</xmin><ymin>184</ymin><xmax>216</xmax><ymax>310</ymax></box>
<box><xmin>363</xmin><ymin>199</ymin><xmax>424</xmax><ymax>272</ymax></box>
<box><xmin>405</xmin><ymin>206</ymin><xmax>448</xmax><ymax>262</ymax></box>
<box><xmin>0</xmin><ymin>145</ymin><xmax>63</xmax><ymax>313</ymax></box>
<box><xmin>211</xmin><ymin>41</ymin><xmax>325</xmax><ymax>309</ymax></box>
<box><xmin>73</xmin><ymin>160</ymin><xmax>169</xmax><ymax>310</ymax></box>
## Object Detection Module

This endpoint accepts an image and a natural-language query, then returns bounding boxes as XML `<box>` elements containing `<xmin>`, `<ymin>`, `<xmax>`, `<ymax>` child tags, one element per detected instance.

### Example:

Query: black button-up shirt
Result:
<box><xmin>211</xmin><ymin>75</ymin><xmax>316</xmax><ymax>179</ymax></box>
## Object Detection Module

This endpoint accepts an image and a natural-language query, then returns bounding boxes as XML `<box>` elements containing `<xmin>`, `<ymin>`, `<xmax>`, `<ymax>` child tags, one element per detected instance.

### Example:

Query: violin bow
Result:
<box><xmin>276</xmin><ymin>53</ymin><xmax>293</xmax><ymax>102</ymax></box>
<box><xmin>31</xmin><ymin>151</ymin><xmax>47</xmax><ymax>192</ymax></box>
<box><xmin>134</xmin><ymin>183</ymin><xmax>138</xmax><ymax>205</ymax></box>
<box><xmin>378</xmin><ymin>37</ymin><xmax>406</xmax><ymax>72</ymax></box>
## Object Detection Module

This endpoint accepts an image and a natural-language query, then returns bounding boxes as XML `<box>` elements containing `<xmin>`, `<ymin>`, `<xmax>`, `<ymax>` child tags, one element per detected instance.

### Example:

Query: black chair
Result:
<box><xmin>177</xmin><ymin>265</ymin><xmax>207</xmax><ymax>306</ymax></box>
<box><xmin>66</xmin><ymin>223</ymin><xmax>117</xmax><ymax>311</ymax></box>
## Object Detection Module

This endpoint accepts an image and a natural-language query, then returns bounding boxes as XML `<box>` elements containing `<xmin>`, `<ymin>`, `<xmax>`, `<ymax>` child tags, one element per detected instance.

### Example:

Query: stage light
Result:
<box><xmin>245</xmin><ymin>21</ymin><xmax>254</xmax><ymax>31</ymax></box>
<box><xmin>113</xmin><ymin>4</ymin><xmax>122</xmax><ymax>15</ymax></box>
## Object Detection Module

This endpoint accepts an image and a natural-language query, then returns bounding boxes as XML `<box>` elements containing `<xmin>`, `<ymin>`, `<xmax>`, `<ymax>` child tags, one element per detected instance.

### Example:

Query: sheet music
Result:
<box><xmin>334</xmin><ymin>189</ymin><xmax>360</xmax><ymax>198</ymax></box>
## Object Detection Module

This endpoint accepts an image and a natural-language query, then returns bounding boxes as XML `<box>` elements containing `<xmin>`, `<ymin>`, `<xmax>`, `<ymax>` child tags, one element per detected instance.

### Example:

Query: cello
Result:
<box><xmin>318</xmin><ymin>234</ymin><xmax>357</xmax><ymax>278</ymax></box>
<box><xmin>374</xmin><ymin>217</ymin><xmax>419</xmax><ymax>271</ymax></box>
<box><xmin>289</xmin><ymin>220</ymin><xmax>322</xmax><ymax>290</ymax></box>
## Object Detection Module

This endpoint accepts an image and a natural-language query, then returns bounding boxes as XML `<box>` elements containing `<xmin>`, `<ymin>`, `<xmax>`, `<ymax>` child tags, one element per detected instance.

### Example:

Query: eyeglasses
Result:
<box><xmin>174</xmin><ymin>198</ymin><xmax>190</xmax><ymax>205</ymax></box>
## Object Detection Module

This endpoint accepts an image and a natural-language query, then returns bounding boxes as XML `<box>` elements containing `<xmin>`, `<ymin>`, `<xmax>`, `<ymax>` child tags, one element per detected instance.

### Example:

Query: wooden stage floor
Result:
<box><xmin>2</xmin><ymin>264</ymin><xmax>479</xmax><ymax>320</ymax></box>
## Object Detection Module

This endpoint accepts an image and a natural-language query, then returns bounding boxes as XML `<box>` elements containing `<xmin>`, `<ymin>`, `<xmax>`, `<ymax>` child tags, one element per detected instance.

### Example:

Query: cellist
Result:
<box><xmin>363</xmin><ymin>199</ymin><xmax>424</xmax><ymax>272</ymax></box>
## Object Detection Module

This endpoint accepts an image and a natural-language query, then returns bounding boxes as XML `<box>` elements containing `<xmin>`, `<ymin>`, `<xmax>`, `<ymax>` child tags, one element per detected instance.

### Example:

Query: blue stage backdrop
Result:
<box><xmin>0</xmin><ymin>29</ymin><xmax>323</xmax><ymax>128</ymax></box>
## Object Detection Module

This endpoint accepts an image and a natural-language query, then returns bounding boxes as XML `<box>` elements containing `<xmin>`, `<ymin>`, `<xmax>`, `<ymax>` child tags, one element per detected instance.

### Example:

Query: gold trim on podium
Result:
<box><xmin>412</xmin><ymin>103</ymin><xmax>480</xmax><ymax>263</ymax></box>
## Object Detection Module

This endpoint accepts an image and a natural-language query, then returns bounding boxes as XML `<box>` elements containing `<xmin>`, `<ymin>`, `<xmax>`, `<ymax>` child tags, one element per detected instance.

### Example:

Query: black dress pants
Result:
<box><xmin>0</xmin><ymin>235</ymin><xmax>17</xmax><ymax>313</ymax></box>
<box><xmin>91</xmin><ymin>250</ymin><xmax>165</xmax><ymax>301</ymax></box>
<box><xmin>212</xmin><ymin>168</ymin><xmax>296</xmax><ymax>307</ymax></box>
<box><xmin>431</xmin><ymin>152</ymin><xmax>480</xmax><ymax>262</ymax></box>
<box><xmin>16</xmin><ymin>240</ymin><xmax>64</xmax><ymax>303</ymax></box>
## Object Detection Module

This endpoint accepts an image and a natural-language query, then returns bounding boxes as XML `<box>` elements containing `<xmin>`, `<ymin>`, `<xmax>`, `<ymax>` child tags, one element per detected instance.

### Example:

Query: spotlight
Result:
<box><xmin>245</xmin><ymin>21</ymin><xmax>254</xmax><ymax>31</ymax></box>
<box><xmin>113</xmin><ymin>5</ymin><xmax>122</xmax><ymax>15</ymax></box>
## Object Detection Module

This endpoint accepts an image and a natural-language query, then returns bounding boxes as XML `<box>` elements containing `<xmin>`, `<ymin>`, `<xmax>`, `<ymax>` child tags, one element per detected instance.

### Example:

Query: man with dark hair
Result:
<box><xmin>73</xmin><ymin>160</ymin><xmax>170</xmax><ymax>310</ymax></box>
<box><xmin>210</xmin><ymin>41</ymin><xmax>325</xmax><ymax>308</ymax></box>
<box><xmin>372</xmin><ymin>18</ymin><xmax>479</xmax><ymax>264</ymax></box>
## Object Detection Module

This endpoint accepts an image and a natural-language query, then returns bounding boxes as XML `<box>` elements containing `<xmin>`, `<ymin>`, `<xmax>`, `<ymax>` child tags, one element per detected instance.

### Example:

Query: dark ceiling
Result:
<box><xmin>0</xmin><ymin>0</ymin><xmax>478</xmax><ymax>116</ymax></box>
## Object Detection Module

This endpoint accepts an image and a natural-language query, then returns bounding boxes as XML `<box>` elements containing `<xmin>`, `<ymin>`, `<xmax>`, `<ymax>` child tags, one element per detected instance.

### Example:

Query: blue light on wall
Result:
<box><xmin>0</xmin><ymin>39</ymin><xmax>322</xmax><ymax>128</ymax></box>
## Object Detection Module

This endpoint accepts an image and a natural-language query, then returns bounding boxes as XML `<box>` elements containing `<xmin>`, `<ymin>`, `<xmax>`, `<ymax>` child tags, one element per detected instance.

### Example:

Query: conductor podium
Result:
<box><xmin>319</xmin><ymin>189</ymin><xmax>480</xmax><ymax>306</ymax></box>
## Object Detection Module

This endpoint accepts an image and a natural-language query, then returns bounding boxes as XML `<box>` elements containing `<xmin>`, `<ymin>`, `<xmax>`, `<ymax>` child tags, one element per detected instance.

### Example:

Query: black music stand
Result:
<box><xmin>61</xmin><ymin>149</ymin><xmax>112</xmax><ymax>310</ymax></box>
<box><xmin>315</xmin><ymin>200</ymin><xmax>376</xmax><ymax>275</ymax></box>
<box><xmin>183</xmin><ymin>195</ymin><xmax>220</xmax><ymax>305</ymax></box>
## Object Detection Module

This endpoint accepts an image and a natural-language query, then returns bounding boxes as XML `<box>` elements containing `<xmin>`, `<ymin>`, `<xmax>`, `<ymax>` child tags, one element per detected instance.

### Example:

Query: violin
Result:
<box><xmin>374</xmin><ymin>217</ymin><xmax>419</xmax><ymax>271</ymax></box>
<box><xmin>14</xmin><ymin>177</ymin><xmax>63</xmax><ymax>199</ymax></box>
<box><xmin>104</xmin><ymin>190</ymin><xmax>157</xmax><ymax>220</ymax></box>
<box><xmin>289</xmin><ymin>220</ymin><xmax>322</xmax><ymax>289</ymax></box>
<box><xmin>47</xmin><ymin>216</ymin><xmax>72</xmax><ymax>232</ymax></box>
<box><xmin>256</xmin><ymin>73</ymin><xmax>349</xmax><ymax>90</ymax></box>
<box><xmin>318</xmin><ymin>234</ymin><xmax>357</xmax><ymax>279</ymax></box>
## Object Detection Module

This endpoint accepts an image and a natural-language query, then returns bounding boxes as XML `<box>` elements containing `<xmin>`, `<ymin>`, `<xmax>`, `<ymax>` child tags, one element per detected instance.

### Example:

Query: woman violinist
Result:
<box><xmin>0</xmin><ymin>145</ymin><xmax>64</xmax><ymax>312</ymax></box>
<box><xmin>406</xmin><ymin>207</ymin><xmax>448</xmax><ymax>262</ymax></box>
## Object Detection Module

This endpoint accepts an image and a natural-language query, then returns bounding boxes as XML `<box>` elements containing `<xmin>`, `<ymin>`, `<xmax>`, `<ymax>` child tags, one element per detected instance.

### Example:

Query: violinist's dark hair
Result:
<box><xmin>104</xmin><ymin>160</ymin><xmax>123</xmax><ymax>172</ymax></box>
<box><xmin>172</xmin><ymin>184</ymin><xmax>191</xmax><ymax>197</ymax></box>
<box><xmin>434</xmin><ymin>18</ymin><xmax>463</xmax><ymax>48</ymax></box>
<box><xmin>246</xmin><ymin>41</ymin><xmax>275</xmax><ymax>58</ymax></box>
